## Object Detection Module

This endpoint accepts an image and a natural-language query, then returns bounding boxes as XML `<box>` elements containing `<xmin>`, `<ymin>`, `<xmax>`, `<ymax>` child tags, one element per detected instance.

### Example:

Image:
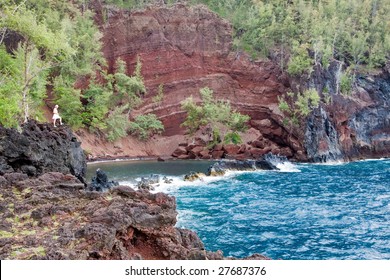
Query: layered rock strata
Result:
<box><xmin>88</xmin><ymin>3</ymin><xmax>390</xmax><ymax>162</ymax></box>
<box><xmin>85</xmin><ymin>3</ymin><xmax>305</xmax><ymax>160</ymax></box>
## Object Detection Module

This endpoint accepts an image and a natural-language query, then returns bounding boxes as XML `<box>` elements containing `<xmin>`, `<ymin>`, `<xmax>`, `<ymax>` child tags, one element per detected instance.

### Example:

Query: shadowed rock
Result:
<box><xmin>89</xmin><ymin>168</ymin><xmax>119</xmax><ymax>192</ymax></box>
<box><xmin>207</xmin><ymin>158</ymin><xmax>278</xmax><ymax>176</ymax></box>
<box><xmin>136</xmin><ymin>174</ymin><xmax>160</xmax><ymax>191</ymax></box>
<box><xmin>0</xmin><ymin>120</ymin><xmax>86</xmax><ymax>183</ymax></box>
<box><xmin>0</xmin><ymin>172</ymin><xmax>269</xmax><ymax>260</ymax></box>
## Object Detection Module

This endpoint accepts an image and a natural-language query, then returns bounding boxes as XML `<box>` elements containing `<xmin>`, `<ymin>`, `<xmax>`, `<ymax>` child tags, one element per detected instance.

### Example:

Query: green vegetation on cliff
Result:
<box><xmin>1</xmin><ymin>0</ymin><xmax>389</xmax><ymax>140</ymax></box>
<box><xmin>0</xmin><ymin>0</ymin><xmax>163</xmax><ymax>142</ymax></box>
<box><xmin>0</xmin><ymin>0</ymin><xmax>103</xmax><ymax>128</ymax></box>
<box><xmin>195</xmin><ymin>0</ymin><xmax>389</xmax><ymax>126</ymax></box>
<box><xmin>196</xmin><ymin>0</ymin><xmax>390</xmax><ymax>73</ymax></box>
<box><xmin>181</xmin><ymin>87</ymin><xmax>250</xmax><ymax>145</ymax></box>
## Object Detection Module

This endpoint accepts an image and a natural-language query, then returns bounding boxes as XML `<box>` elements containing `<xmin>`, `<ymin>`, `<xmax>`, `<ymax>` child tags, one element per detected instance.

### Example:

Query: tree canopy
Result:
<box><xmin>195</xmin><ymin>0</ymin><xmax>390</xmax><ymax>73</ymax></box>
<box><xmin>1</xmin><ymin>0</ymin><xmax>388</xmax><ymax>141</ymax></box>
<box><xmin>181</xmin><ymin>87</ymin><xmax>250</xmax><ymax>145</ymax></box>
<box><xmin>0</xmin><ymin>0</ymin><xmax>163</xmax><ymax>142</ymax></box>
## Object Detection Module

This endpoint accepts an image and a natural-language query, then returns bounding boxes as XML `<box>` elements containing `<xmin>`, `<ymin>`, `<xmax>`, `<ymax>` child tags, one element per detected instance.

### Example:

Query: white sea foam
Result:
<box><xmin>359</xmin><ymin>157</ymin><xmax>389</xmax><ymax>162</ymax></box>
<box><xmin>117</xmin><ymin>162</ymin><xmax>302</xmax><ymax>194</ymax></box>
<box><xmin>275</xmin><ymin>161</ymin><xmax>301</xmax><ymax>172</ymax></box>
<box><xmin>314</xmin><ymin>160</ymin><xmax>346</xmax><ymax>166</ymax></box>
<box><xmin>118</xmin><ymin>173</ymin><xmax>228</xmax><ymax>194</ymax></box>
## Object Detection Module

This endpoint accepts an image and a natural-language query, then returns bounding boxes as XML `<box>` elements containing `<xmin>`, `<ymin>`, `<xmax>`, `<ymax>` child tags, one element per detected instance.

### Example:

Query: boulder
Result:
<box><xmin>233</xmin><ymin>151</ymin><xmax>252</xmax><ymax>161</ymax></box>
<box><xmin>172</xmin><ymin>147</ymin><xmax>187</xmax><ymax>157</ymax></box>
<box><xmin>211</xmin><ymin>150</ymin><xmax>225</xmax><ymax>159</ymax></box>
<box><xmin>223</xmin><ymin>144</ymin><xmax>240</xmax><ymax>155</ymax></box>
<box><xmin>238</xmin><ymin>144</ymin><xmax>247</xmax><ymax>154</ymax></box>
<box><xmin>136</xmin><ymin>174</ymin><xmax>160</xmax><ymax>191</ymax></box>
<box><xmin>187</xmin><ymin>152</ymin><xmax>197</xmax><ymax>159</ymax></box>
<box><xmin>189</xmin><ymin>146</ymin><xmax>205</xmax><ymax>155</ymax></box>
<box><xmin>184</xmin><ymin>172</ymin><xmax>206</xmax><ymax>181</ymax></box>
<box><xmin>250</xmin><ymin>148</ymin><xmax>266</xmax><ymax>157</ymax></box>
<box><xmin>254</xmin><ymin>159</ymin><xmax>278</xmax><ymax>170</ymax></box>
<box><xmin>177</xmin><ymin>154</ymin><xmax>190</xmax><ymax>160</ymax></box>
<box><xmin>207</xmin><ymin>157</ymin><xmax>279</xmax><ymax>176</ymax></box>
<box><xmin>252</xmin><ymin>140</ymin><xmax>265</xmax><ymax>149</ymax></box>
<box><xmin>194</xmin><ymin>137</ymin><xmax>207</xmax><ymax>146</ymax></box>
<box><xmin>89</xmin><ymin>168</ymin><xmax>119</xmax><ymax>192</ymax></box>
<box><xmin>199</xmin><ymin>149</ymin><xmax>211</xmax><ymax>159</ymax></box>
<box><xmin>213</xmin><ymin>144</ymin><xmax>223</xmax><ymax>151</ymax></box>
<box><xmin>162</xmin><ymin>176</ymin><xmax>173</xmax><ymax>184</ymax></box>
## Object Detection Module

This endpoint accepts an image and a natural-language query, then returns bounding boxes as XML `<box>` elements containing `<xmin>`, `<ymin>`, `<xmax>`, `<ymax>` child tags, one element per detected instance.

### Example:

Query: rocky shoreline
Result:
<box><xmin>1</xmin><ymin>121</ymin><xmax>388</xmax><ymax>259</ymax></box>
<box><xmin>0</xmin><ymin>121</ymin><xmax>270</xmax><ymax>260</ymax></box>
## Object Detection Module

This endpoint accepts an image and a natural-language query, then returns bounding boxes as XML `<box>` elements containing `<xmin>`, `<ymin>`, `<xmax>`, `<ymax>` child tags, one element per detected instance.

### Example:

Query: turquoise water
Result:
<box><xmin>87</xmin><ymin>159</ymin><xmax>390</xmax><ymax>260</ymax></box>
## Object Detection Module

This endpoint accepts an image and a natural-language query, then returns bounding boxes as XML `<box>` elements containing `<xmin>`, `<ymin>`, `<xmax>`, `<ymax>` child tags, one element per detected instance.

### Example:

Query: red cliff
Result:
<box><xmin>79</xmin><ymin>3</ymin><xmax>304</xmax><ymax>160</ymax></box>
<box><xmin>79</xmin><ymin>3</ymin><xmax>389</xmax><ymax>162</ymax></box>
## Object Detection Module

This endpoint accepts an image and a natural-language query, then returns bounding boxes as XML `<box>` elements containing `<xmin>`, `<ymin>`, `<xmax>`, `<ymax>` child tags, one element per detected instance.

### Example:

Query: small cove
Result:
<box><xmin>87</xmin><ymin>159</ymin><xmax>390</xmax><ymax>260</ymax></box>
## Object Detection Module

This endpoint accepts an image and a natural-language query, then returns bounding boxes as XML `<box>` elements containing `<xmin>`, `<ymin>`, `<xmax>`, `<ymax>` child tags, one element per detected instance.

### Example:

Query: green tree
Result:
<box><xmin>82</xmin><ymin>81</ymin><xmax>112</xmax><ymax>131</ymax></box>
<box><xmin>129</xmin><ymin>113</ymin><xmax>164</xmax><ymax>141</ymax></box>
<box><xmin>0</xmin><ymin>47</ymin><xmax>21</xmax><ymax>128</ymax></box>
<box><xmin>0</xmin><ymin>1</ymin><xmax>102</xmax><ymax>128</ymax></box>
<box><xmin>105</xmin><ymin>104</ymin><xmax>130</xmax><ymax>142</ymax></box>
<box><xmin>278</xmin><ymin>88</ymin><xmax>321</xmax><ymax>127</ymax></box>
<box><xmin>181</xmin><ymin>87</ymin><xmax>250</xmax><ymax>144</ymax></box>
<box><xmin>152</xmin><ymin>83</ymin><xmax>164</xmax><ymax>105</ymax></box>
<box><xmin>0</xmin><ymin>4</ymin><xmax>73</xmax><ymax>124</ymax></box>
<box><xmin>112</xmin><ymin>57</ymin><xmax>146</xmax><ymax>112</ymax></box>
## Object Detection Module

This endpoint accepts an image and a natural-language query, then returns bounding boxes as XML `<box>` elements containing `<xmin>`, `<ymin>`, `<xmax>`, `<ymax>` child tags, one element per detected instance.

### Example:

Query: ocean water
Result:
<box><xmin>87</xmin><ymin>159</ymin><xmax>390</xmax><ymax>260</ymax></box>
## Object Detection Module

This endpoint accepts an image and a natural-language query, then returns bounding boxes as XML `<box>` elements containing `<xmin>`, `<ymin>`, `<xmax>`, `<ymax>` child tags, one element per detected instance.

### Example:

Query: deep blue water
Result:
<box><xmin>87</xmin><ymin>159</ymin><xmax>390</xmax><ymax>260</ymax></box>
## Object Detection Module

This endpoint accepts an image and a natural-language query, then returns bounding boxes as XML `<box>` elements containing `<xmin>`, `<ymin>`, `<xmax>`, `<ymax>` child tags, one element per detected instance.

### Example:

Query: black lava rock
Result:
<box><xmin>0</xmin><ymin>120</ymin><xmax>86</xmax><ymax>183</ymax></box>
<box><xmin>89</xmin><ymin>168</ymin><xmax>119</xmax><ymax>192</ymax></box>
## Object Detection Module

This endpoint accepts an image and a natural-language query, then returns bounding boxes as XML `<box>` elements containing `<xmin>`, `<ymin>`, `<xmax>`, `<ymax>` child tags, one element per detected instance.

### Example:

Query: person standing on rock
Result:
<box><xmin>52</xmin><ymin>105</ymin><xmax>63</xmax><ymax>127</ymax></box>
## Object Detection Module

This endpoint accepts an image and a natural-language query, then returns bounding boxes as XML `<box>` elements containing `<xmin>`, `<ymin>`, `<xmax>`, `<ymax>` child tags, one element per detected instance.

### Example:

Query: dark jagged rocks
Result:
<box><xmin>184</xmin><ymin>171</ymin><xmax>206</xmax><ymax>181</ymax></box>
<box><xmin>0</xmin><ymin>172</ymin><xmax>269</xmax><ymax>260</ymax></box>
<box><xmin>136</xmin><ymin>174</ymin><xmax>160</xmax><ymax>191</ymax></box>
<box><xmin>89</xmin><ymin>168</ymin><xmax>119</xmax><ymax>191</ymax></box>
<box><xmin>296</xmin><ymin>61</ymin><xmax>390</xmax><ymax>162</ymax></box>
<box><xmin>0</xmin><ymin>120</ymin><xmax>86</xmax><ymax>183</ymax></box>
<box><xmin>182</xmin><ymin>154</ymin><xmax>280</xmax><ymax>180</ymax></box>
<box><xmin>207</xmin><ymin>159</ymin><xmax>278</xmax><ymax>176</ymax></box>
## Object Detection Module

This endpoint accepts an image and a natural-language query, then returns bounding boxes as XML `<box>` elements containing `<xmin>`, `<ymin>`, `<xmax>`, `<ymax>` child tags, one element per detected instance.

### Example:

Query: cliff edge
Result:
<box><xmin>76</xmin><ymin>3</ymin><xmax>389</xmax><ymax>162</ymax></box>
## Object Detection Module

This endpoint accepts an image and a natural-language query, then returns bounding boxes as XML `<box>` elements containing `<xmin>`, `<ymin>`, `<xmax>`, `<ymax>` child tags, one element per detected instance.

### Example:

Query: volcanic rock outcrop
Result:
<box><xmin>0</xmin><ymin>172</ymin><xmax>268</xmax><ymax>260</ymax></box>
<box><xmin>298</xmin><ymin>61</ymin><xmax>390</xmax><ymax>162</ymax></box>
<box><xmin>0</xmin><ymin>122</ymin><xmax>268</xmax><ymax>260</ymax></box>
<box><xmin>0</xmin><ymin>121</ymin><xmax>86</xmax><ymax>183</ymax></box>
<box><xmin>207</xmin><ymin>158</ymin><xmax>278</xmax><ymax>177</ymax></box>
<box><xmin>89</xmin><ymin>168</ymin><xmax>119</xmax><ymax>191</ymax></box>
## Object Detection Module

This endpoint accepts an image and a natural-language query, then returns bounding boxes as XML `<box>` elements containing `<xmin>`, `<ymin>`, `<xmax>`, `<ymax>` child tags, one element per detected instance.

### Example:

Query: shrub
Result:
<box><xmin>129</xmin><ymin>114</ymin><xmax>164</xmax><ymax>141</ymax></box>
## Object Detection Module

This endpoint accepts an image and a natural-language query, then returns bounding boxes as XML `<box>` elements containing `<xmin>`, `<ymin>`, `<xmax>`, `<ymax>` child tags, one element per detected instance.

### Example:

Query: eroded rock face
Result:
<box><xmin>92</xmin><ymin>3</ymin><xmax>305</xmax><ymax>160</ymax></box>
<box><xmin>0</xmin><ymin>121</ymin><xmax>86</xmax><ymax>182</ymax></box>
<box><xmin>298</xmin><ymin>61</ymin><xmax>390</xmax><ymax>162</ymax></box>
<box><xmin>86</xmin><ymin>3</ymin><xmax>389</xmax><ymax>162</ymax></box>
<box><xmin>0</xmin><ymin>172</ymin><xmax>269</xmax><ymax>260</ymax></box>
